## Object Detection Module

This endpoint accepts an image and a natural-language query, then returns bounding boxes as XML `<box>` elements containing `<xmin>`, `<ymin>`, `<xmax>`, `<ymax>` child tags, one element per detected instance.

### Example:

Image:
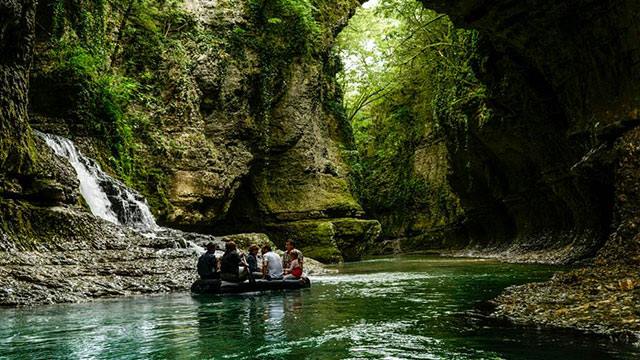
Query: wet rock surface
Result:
<box><xmin>0</xmin><ymin>245</ymin><xmax>198</xmax><ymax>306</ymax></box>
<box><xmin>0</xmin><ymin>203</ymin><xmax>220</xmax><ymax>306</ymax></box>
<box><xmin>0</xmin><ymin>190</ymin><xmax>326</xmax><ymax>307</ymax></box>
<box><xmin>0</xmin><ymin>206</ymin><xmax>318</xmax><ymax>306</ymax></box>
<box><xmin>492</xmin><ymin>265</ymin><xmax>640</xmax><ymax>341</ymax></box>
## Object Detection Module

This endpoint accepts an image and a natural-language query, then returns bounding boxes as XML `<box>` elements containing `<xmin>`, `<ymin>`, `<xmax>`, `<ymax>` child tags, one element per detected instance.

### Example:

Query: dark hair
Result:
<box><xmin>205</xmin><ymin>242</ymin><xmax>217</xmax><ymax>251</ymax></box>
<box><xmin>286</xmin><ymin>239</ymin><xmax>295</xmax><ymax>247</ymax></box>
<box><xmin>262</xmin><ymin>244</ymin><xmax>272</xmax><ymax>252</ymax></box>
<box><xmin>249</xmin><ymin>244</ymin><xmax>259</xmax><ymax>252</ymax></box>
<box><xmin>225</xmin><ymin>241</ymin><xmax>237</xmax><ymax>251</ymax></box>
<box><xmin>290</xmin><ymin>251</ymin><xmax>298</xmax><ymax>259</ymax></box>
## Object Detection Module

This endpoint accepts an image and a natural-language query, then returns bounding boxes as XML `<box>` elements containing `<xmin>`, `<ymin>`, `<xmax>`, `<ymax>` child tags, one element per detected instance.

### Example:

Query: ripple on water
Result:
<box><xmin>311</xmin><ymin>272</ymin><xmax>443</xmax><ymax>285</ymax></box>
<box><xmin>312</xmin><ymin>272</ymin><xmax>446</xmax><ymax>300</ymax></box>
<box><xmin>252</xmin><ymin>319</ymin><xmax>502</xmax><ymax>360</ymax></box>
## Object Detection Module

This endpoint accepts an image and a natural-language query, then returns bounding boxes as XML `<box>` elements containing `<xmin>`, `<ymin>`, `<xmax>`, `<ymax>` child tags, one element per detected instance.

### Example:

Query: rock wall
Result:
<box><xmin>24</xmin><ymin>0</ymin><xmax>380</xmax><ymax>262</ymax></box>
<box><xmin>0</xmin><ymin>0</ymin><xmax>220</xmax><ymax>306</ymax></box>
<box><xmin>420</xmin><ymin>0</ymin><xmax>640</xmax><ymax>263</ymax></box>
<box><xmin>353</xmin><ymin>114</ymin><xmax>466</xmax><ymax>254</ymax></box>
<box><xmin>0</xmin><ymin>0</ymin><xmax>80</xmax><ymax>245</ymax></box>
<box><xmin>0</xmin><ymin>0</ymin><xmax>36</xmax><ymax>178</ymax></box>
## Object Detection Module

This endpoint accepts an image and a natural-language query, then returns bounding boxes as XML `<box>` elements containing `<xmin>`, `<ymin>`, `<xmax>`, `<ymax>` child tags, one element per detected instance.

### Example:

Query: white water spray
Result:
<box><xmin>36</xmin><ymin>131</ymin><xmax>158</xmax><ymax>230</ymax></box>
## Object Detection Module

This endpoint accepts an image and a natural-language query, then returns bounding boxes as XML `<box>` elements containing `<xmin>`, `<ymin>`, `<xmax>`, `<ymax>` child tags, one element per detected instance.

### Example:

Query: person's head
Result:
<box><xmin>290</xmin><ymin>251</ymin><xmax>298</xmax><ymax>260</ymax></box>
<box><xmin>225</xmin><ymin>241</ymin><xmax>237</xmax><ymax>252</ymax></box>
<box><xmin>285</xmin><ymin>239</ymin><xmax>295</xmax><ymax>251</ymax></box>
<box><xmin>262</xmin><ymin>244</ymin><xmax>272</xmax><ymax>254</ymax></box>
<box><xmin>205</xmin><ymin>242</ymin><xmax>217</xmax><ymax>252</ymax></box>
<box><xmin>249</xmin><ymin>244</ymin><xmax>259</xmax><ymax>255</ymax></box>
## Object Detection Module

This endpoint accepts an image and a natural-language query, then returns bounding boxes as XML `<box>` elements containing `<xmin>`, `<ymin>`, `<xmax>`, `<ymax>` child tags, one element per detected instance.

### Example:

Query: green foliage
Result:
<box><xmin>32</xmin><ymin>0</ymin><xmax>201</xmax><ymax>207</ymax></box>
<box><xmin>40</xmin><ymin>34</ymin><xmax>138</xmax><ymax>178</ymax></box>
<box><xmin>334</xmin><ymin>0</ymin><xmax>471</xmax><ymax>237</ymax></box>
<box><xmin>249</xmin><ymin>0</ymin><xmax>320</xmax><ymax>49</ymax></box>
<box><xmin>247</xmin><ymin>0</ymin><xmax>322</xmax><ymax>64</ymax></box>
<box><xmin>430</xmin><ymin>29</ymin><xmax>490</xmax><ymax>133</ymax></box>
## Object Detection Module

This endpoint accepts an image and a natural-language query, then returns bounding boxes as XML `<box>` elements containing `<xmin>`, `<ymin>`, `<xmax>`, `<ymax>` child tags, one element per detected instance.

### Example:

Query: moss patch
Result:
<box><xmin>265</xmin><ymin>218</ymin><xmax>381</xmax><ymax>263</ymax></box>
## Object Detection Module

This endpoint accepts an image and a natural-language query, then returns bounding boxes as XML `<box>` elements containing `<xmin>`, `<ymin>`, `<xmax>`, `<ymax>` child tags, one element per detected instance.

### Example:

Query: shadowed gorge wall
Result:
<box><xmin>420</xmin><ymin>0</ymin><xmax>640</xmax><ymax>262</ymax></box>
<box><xmin>0</xmin><ymin>0</ymin><xmax>36</xmax><ymax>176</ymax></box>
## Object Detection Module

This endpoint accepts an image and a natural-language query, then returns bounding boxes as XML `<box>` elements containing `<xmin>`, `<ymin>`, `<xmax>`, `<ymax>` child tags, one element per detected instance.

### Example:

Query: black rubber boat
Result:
<box><xmin>191</xmin><ymin>277</ymin><xmax>311</xmax><ymax>295</ymax></box>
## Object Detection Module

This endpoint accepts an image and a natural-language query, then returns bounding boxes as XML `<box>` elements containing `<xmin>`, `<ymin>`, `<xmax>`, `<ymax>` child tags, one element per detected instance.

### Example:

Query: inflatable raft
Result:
<box><xmin>191</xmin><ymin>277</ymin><xmax>311</xmax><ymax>295</ymax></box>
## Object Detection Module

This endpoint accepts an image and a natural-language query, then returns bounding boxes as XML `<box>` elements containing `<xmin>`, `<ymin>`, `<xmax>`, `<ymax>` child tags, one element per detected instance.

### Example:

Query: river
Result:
<box><xmin>1</xmin><ymin>256</ymin><xmax>638</xmax><ymax>359</ymax></box>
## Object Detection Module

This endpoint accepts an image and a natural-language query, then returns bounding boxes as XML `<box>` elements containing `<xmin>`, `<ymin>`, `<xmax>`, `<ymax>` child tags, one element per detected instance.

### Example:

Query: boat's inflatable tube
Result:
<box><xmin>191</xmin><ymin>277</ymin><xmax>311</xmax><ymax>294</ymax></box>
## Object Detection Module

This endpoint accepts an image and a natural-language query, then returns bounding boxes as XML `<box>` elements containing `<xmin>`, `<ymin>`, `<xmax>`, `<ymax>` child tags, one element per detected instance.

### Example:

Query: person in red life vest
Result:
<box><xmin>283</xmin><ymin>250</ymin><xmax>303</xmax><ymax>280</ymax></box>
<box><xmin>282</xmin><ymin>239</ymin><xmax>304</xmax><ymax>271</ymax></box>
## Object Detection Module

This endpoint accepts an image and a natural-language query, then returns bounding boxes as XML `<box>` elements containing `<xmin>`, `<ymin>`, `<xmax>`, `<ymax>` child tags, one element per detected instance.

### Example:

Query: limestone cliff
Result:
<box><xmin>0</xmin><ymin>0</ymin><xmax>220</xmax><ymax>306</ymax></box>
<box><xmin>24</xmin><ymin>0</ymin><xmax>379</xmax><ymax>262</ymax></box>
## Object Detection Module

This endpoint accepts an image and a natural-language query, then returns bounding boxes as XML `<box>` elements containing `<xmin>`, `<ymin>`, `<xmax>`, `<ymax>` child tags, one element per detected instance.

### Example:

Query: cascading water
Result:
<box><xmin>36</xmin><ymin>131</ymin><xmax>219</xmax><ymax>253</ymax></box>
<box><xmin>36</xmin><ymin>131</ymin><xmax>158</xmax><ymax>231</ymax></box>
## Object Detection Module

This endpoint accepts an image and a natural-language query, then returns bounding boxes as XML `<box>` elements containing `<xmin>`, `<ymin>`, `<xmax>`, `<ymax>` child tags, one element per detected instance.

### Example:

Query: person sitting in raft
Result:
<box><xmin>220</xmin><ymin>241</ymin><xmax>248</xmax><ymax>283</ymax></box>
<box><xmin>197</xmin><ymin>242</ymin><xmax>220</xmax><ymax>280</ymax></box>
<box><xmin>283</xmin><ymin>251</ymin><xmax>303</xmax><ymax>280</ymax></box>
<box><xmin>246</xmin><ymin>244</ymin><xmax>263</xmax><ymax>279</ymax></box>
<box><xmin>282</xmin><ymin>239</ymin><xmax>304</xmax><ymax>271</ymax></box>
<box><xmin>261</xmin><ymin>245</ymin><xmax>283</xmax><ymax>280</ymax></box>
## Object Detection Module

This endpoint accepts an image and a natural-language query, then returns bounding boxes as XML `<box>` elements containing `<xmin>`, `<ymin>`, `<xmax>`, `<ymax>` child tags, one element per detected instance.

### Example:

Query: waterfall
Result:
<box><xmin>36</xmin><ymin>131</ymin><xmax>158</xmax><ymax>231</ymax></box>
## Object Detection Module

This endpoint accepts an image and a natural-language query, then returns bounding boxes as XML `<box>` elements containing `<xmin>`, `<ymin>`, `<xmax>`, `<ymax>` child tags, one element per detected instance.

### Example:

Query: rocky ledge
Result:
<box><xmin>492</xmin><ymin>264</ymin><xmax>640</xmax><ymax>342</ymax></box>
<box><xmin>0</xmin><ymin>201</ymin><xmax>325</xmax><ymax>307</ymax></box>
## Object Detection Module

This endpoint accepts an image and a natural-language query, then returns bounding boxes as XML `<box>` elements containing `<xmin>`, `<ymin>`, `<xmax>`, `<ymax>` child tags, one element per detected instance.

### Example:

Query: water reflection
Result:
<box><xmin>191</xmin><ymin>291</ymin><xmax>306</xmax><ymax>358</ymax></box>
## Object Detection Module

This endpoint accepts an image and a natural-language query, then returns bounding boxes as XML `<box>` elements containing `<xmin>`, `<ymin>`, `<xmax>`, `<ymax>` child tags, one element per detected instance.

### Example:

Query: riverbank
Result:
<box><xmin>447</xmin><ymin>248</ymin><xmax>640</xmax><ymax>342</ymax></box>
<box><xmin>491</xmin><ymin>264</ymin><xmax>640</xmax><ymax>342</ymax></box>
<box><xmin>0</xmin><ymin>214</ymin><xmax>328</xmax><ymax>307</ymax></box>
<box><xmin>0</xmin><ymin>215</ymin><xmax>208</xmax><ymax>306</ymax></box>
<box><xmin>384</xmin><ymin>248</ymin><xmax>640</xmax><ymax>342</ymax></box>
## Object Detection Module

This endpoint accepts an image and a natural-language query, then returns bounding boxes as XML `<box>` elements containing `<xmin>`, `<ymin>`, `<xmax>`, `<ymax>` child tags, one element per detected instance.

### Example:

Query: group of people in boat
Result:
<box><xmin>197</xmin><ymin>239</ymin><xmax>304</xmax><ymax>282</ymax></box>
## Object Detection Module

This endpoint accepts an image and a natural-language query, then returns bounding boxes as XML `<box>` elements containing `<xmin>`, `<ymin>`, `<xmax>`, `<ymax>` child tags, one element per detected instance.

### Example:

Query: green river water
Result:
<box><xmin>1</xmin><ymin>256</ymin><xmax>638</xmax><ymax>359</ymax></box>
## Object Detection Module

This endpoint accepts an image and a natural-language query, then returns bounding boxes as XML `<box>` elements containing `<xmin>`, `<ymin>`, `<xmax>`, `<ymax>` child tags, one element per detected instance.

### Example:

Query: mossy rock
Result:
<box><xmin>220</xmin><ymin>233</ymin><xmax>275</xmax><ymax>251</ymax></box>
<box><xmin>265</xmin><ymin>219</ymin><xmax>339</xmax><ymax>263</ymax></box>
<box><xmin>330</xmin><ymin>218</ymin><xmax>381</xmax><ymax>262</ymax></box>
<box><xmin>265</xmin><ymin>218</ymin><xmax>381</xmax><ymax>263</ymax></box>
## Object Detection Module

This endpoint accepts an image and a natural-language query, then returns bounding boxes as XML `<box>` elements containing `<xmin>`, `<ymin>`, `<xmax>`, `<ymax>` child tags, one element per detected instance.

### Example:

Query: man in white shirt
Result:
<box><xmin>261</xmin><ymin>244</ymin><xmax>283</xmax><ymax>280</ymax></box>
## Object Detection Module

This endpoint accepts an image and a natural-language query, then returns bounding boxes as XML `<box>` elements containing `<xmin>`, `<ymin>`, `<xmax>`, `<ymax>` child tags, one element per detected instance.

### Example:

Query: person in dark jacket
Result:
<box><xmin>197</xmin><ymin>242</ymin><xmax>220</xmax><ymax>280</ymax></box>
<box><xmin>220</xmin><ymin>241</ymin><xmax>248</xmax><ymax>282</ymax></box>
<box><xmin>246</xmin><ymin>244</ymin><xmax>263</xmax><ymax>278</ymax></box>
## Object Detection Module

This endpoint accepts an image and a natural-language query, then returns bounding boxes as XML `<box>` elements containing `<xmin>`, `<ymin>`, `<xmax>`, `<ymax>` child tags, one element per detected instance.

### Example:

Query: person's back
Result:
<box><xmin>262</xmin><ymin>247</ymin><xmax>283</xmax><ymax>280</ymax></box>
<box><xmin>246</xmin><ymin>253</ymin><xmax>257</xmax><ymax>272</ymax></box>
<box><xmin>220</xmin><ymin>249</ymin><xmax>241</xmax><ymax>276</ymax></box>
<box><xmin>197</xmin><ymin>243</ymin><xmax>219</xmax><ymax>280</ymax></box>
<box><xmin>220</xmin><ymin>241</ymin><xmax>249</xmax><ymax>283</ymax></box>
